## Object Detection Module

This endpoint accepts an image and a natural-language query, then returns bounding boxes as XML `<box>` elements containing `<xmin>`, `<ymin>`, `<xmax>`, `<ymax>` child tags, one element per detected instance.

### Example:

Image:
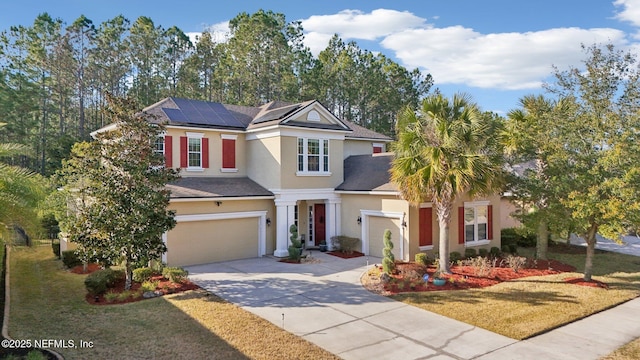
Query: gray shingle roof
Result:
<box><xmin>336</xmin><ymin>154</ymin><xmax>398</xmax><ymax>192</ymax></box>
<box><xmin>167</xmin><ymin>177</ymin><xmax>273</xmax><ymax>199</ymax></box>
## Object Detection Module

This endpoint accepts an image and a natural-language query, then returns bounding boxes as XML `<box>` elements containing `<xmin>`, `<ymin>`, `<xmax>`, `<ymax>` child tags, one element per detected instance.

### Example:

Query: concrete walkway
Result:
<box><xmin>570</xmin><ymin>234</ymin><xmax>640</xmax><ymax>257</ymax></box>
<box><xmin>187</xmin><ymin>251</ymin><xmax>640</xmax><ymax>360</ymax></box>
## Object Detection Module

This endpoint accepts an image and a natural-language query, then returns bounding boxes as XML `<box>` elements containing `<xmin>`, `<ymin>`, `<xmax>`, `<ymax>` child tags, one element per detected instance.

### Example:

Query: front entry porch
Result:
<box><xmin>272</xmin><ymin>189</ymin><xmax>341</xmax><ymax>257</ymax></box>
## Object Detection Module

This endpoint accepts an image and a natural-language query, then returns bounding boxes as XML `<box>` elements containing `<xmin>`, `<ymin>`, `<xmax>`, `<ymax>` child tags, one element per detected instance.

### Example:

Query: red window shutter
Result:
<box><xmin>419</xmin><ymin>207</ymin><xmax>433</xmax><ymax>246</ymax></box>
<box><xmin>222</xmin><ymin>139</ymin><xmax>236</xmax><ymax>169</ymax></box>
<box><xmin>202</xmin><ymin>137</ymin><xmax>209</xmax><ymax>168</ymax></box>
<box><xmin>164</xmin><ymin>136</ymin><xmax>173</xmax><ymax>168</ymax></box>
<box><xmin>180</xmin><ymin>136</ymin><xmax>187</xmax><ymax>168</ymax></box>
<box><xmin>458</xmin><ymin>207</ymin><xmax>465</xmax><ymax>244</ymax></box>
<box><xmin>487</xmin><ymin>205</ymin><xmax>493</xmax><ymax>240</ymax></box>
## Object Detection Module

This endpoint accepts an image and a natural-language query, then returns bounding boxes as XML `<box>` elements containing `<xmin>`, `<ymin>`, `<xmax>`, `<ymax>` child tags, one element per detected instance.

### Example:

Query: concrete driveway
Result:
<box><xmin>187</xmin><ymin>247</ymin><xmax>640</xmax><ymax>360</ymax></box>
<box><xmin>186</xmin><ymin>251</ymin><xmax>516</xmax><ymax>360</ymax></box>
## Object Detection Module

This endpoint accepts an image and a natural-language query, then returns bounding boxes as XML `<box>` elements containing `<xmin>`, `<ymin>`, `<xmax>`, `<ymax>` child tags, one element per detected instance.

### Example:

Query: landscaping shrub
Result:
<box><xmin>84</xmin><ymin>268</ymin><xmax>123</xmax><ymax>295</ymax></box>
<box><xmin>162</xmin><ymin>267</ymin><xmax>188</xmax><ymax>283</ymax></box>
<box><xmin>287</xmin><ymin>224</ymin><xmax>302</xmax><ymax>261</ymax></box>
<box><xmin>490</xmin><ymin>246</ymin><xmax>501</xmax><ymax>257</ymax></box>
<box><xmin>61</xmin><ymin>250</ymin><xmax>82</xmax><ymax>268</ymax></box>
<box><xmin>464</xmin><ymin>248</ymin><xmax>477</xmax><ymax>258</ymax></box>
<box><xmin>141</xmin><ymin>280</ymin><xmax>159</xmax><ymax>292</ymax></box>
<box><xmin>462</xmin><ymin>256</ymin><xmax>493</xmax><ymax>277</ymax></box>
<box><xmin>505</xmin><ymin>255</ymin><xmax>527</xmax><ymax>273</ymax></box>
<box><xmin>449</xmin><ymin>251</ymin><xmax>462</xmax><ymax>262</ymax></box>
<box><xmin>51</xmin><ymin>241</ymin><xmax>61</xmax><ymax>259</ymax></box>
<box><xmin>508</xmin><ymin>243</ymin><xmax>518</xmax><ymax>254</ymax></box>
<box><xmin>332</xmin><ymin>235</ymin><xmax>360</xmax><ymax>254</ymax></box>
<box><xmin>132</xmin><ymin>267</ymin><xmax>154</xmax><ymax>282</ymax></box>
<box><xmin>478</xmin><ymin>248</ymin><xmax>489</xmax><ymax>257</ymax></box>
<box><xmin>382</xmin><ymin>229</ymin><xmax>395</xmax><ymax>274</ymax></box>
<box><xmin>415</xmin><ymin>253</ymin><xmax>429</xmax><ymax>266</ymax></box>
<box><xmin>502</xmin><ymin>227</ymin><xmax>536</xmax><ymax>248</ymax></box>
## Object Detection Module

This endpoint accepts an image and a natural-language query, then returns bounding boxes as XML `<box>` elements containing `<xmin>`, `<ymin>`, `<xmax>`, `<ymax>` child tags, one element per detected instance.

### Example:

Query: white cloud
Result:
<box><xmin>301</xmin><ymin>9</ymin><xmax>427</xmax><ymax>40</ymax></box>
<box><xmin>186</xmin><ymin>21</ymin><xmax>231</xmax><ymax>45</ymax></box>
<box><xmin>299</xmin><ymin>8</ymin><xmax>631</xmax><ymax>90</ymax></box>
<box><xmin>614</xmin><ymin>0</ymin><xmax>640</xmax><ymax>27</ymax></box>
<box><xmin>381</xmin><ymin>26</ymin><xmax>628</xmax><ymax>89</ymax></box>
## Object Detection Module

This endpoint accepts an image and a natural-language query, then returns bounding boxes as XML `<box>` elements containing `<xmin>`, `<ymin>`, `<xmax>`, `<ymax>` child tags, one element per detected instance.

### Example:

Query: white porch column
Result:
<box><xmin>325</xmin><ymin>198</ymin><xmax>341</xmax><ymax>250</ymax></box>
<box><xmin>274</xmin><ymin>200</ymin><xmax>296</xmax><ymax>257</ymax></box>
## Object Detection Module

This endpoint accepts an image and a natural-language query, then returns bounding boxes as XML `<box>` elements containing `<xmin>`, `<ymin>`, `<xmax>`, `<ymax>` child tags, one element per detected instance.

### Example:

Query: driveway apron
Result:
<box><xmin>187</xmin><ymin>252</ymin><xmax>516</xmax><ymax>360</ymax></box>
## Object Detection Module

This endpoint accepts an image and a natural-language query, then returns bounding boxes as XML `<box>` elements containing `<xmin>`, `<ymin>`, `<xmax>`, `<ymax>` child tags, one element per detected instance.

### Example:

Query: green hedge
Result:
<box><xmin>61</xmin><ymin>250</ymin><xmax>82</xmax><ymax>268</ymax></box>
<box><xmin>84</xmin><ymin>269</ymin><xmax>124</xmax><ymax>295</ymax></box>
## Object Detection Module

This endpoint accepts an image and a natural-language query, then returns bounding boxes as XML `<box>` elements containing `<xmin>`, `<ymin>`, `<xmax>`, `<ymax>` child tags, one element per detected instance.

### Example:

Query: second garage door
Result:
<box><xmin>167</xmin><ymin>216</ymin><xmax>259</xmax><ymax>267</ymax></box>
<box><xmin>368</xmin><ymin>216</ymin><xmax>402</xmax><ymax>260</ymax></box>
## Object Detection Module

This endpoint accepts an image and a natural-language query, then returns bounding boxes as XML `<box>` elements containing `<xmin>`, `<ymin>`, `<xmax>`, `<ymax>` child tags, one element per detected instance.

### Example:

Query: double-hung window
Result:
<box><xmin>188</xmin><ymin>137</ymin><xmax>202</xmax><ymax>168</ymax></box>
<box><xmin>153</xmin><ymin>136</ymin><xmax>165</xmax><ymax>156</ymax></box>
<box><xmin>181</xmin><ymin>132</ymin><xmax>208</xmax><ymax>171</ymax></box>
<box><xmin>297</xmin><ymin>138</ymin><xmax>329</xmax><ymax>175</ymax></box>
<box><xmin>463</xmin><ymin>202</ymin><xmax>492</xmax><ymax>245</ymax></box>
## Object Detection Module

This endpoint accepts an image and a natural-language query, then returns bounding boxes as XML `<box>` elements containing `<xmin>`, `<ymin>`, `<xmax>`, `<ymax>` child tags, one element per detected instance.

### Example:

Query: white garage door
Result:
<box><xmin>368</xmin><ymin>217</ymin><xmax>402</xmax><ymax>260</ymax></box>
<box><xmin>167</xmin><ymin>217</ymin><xmax>259</xmax><ymax>266</ymax></box>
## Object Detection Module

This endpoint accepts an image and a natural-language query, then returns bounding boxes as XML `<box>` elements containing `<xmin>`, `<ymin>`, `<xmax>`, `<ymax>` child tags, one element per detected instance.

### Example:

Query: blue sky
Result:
<box><xmin>2</xmin><ymin>0</ymin><xmax>639</xmax><ymax>115</ymax></box>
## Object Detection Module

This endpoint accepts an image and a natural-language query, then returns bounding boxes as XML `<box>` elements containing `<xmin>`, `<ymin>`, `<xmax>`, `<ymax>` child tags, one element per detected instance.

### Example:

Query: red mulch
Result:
<box><xmin>564</xmin><ymin>277</ymin><xmax>609</xmax><ymax>289</ymax></box>
<box><xmin>68</xmin><ymin>266</ymin><xmax>200</xmax><ymax>305</ymax></box>
<box><xmin>365</xmin><ymin>257</ymin><xmax>589</xmax><ymax>295</ymax></box>
<box><xmin>69</xmin><ymin>263</ymin><xmax>102</xmax><ymax>274</ymax></box>
<box><xmin>327</xmin><ymin>251</ymin><xmax>365</xmax><ymax>259</ymax></box>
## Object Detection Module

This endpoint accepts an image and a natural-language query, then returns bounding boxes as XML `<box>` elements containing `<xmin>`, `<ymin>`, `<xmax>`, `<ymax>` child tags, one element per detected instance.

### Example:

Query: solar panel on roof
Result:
<box><xmin>163</xmin><ymin>108</ymin><xmax>188</xmax><ymax>122</ymax></box>
<box><xmin>164</xmin><ymin>98</ymin><xmax>246</xmax><ymax>128</ymax></box>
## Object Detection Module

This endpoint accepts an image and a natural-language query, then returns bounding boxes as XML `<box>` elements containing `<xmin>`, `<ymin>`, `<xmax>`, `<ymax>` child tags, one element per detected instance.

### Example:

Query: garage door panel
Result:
<box><xmin>168</xmin><ymin>217</ymin><xmax>259</xmax><ymax>266</ymax></box>
<box><xmin>368</xmin><ymin>217</ymin><xmax>401</xmax><ymax>259</ymax></box>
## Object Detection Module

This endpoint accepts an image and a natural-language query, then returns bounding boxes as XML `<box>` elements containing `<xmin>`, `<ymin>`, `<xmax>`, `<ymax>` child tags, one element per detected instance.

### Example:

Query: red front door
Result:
<box><xmin>314</xmin><ymin>204</ymin><xmax>326</xmax><ymax>246</ymax></box>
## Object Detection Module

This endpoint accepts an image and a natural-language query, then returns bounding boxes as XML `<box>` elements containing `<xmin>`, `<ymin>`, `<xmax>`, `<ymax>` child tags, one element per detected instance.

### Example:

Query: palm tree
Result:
<box><xmin>391</xmin><ymin>93</ymin><xmax>504</xmax><ymax>274</ymax></box>
<box><xmin>0</xmin><ymin>142</ymin><xmax>45</xmax><ymax>241</ymax></box>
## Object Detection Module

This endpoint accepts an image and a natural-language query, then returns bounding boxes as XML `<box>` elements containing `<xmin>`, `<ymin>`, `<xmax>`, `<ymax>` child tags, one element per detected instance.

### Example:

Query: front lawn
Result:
<box><xmin>8</xmin><ymin>245</ymin><xmax>339</xmax><ymax>360</ymax></box>
<box><xmin>391</xmin><ymin>246</ymin><xmax>640</xmax><ymax>340</ymax></box>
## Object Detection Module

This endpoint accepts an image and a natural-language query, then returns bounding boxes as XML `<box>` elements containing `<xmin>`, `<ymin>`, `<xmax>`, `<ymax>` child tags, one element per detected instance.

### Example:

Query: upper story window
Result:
<box><xmin>188</xmin><ymin>138</ymin><xmax>201</xmax><ymax>168</ymax></box>
<box><xmin>180</xmin><ymin>132</ymin><xmax>208</xmax><ymax>171</ymax></box>
<box><xmin>154</xmin><ymin>136</ymin><xmax>165</xmax><ymax>156</ymax></box>
<box><xmin>297</xmin><ymin>138</ymin><xmax>329</xmax><ymax>175</ymax></box>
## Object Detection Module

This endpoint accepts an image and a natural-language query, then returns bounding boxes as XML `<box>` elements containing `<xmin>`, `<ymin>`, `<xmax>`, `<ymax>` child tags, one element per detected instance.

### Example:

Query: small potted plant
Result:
<box><xmin>319</xmin><ymin>240</ymin><xmax>328</xmax><ymax>252</ymax></box>
<box><xmin>432</xmin><ymin>271</ymin><xmax>446</xmax><ymax>286</ymax></box>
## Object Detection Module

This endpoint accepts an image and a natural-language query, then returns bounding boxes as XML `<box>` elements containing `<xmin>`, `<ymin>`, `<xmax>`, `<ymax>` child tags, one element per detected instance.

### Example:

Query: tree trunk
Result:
<box><xmin>438</xmin><ymin>217</ymin><xmax>451</xmax><ymax>274</ymax></box>
<box><xmin>124</xmin><ymin>260</ymin><xmax>132</xmax><ymax>290</ymax></box>
<box><xmin>435</xmin><ymin>197</ymin><xmax>453</xmax><ymax>274</ymax></box>
<box><xmin>536</xmin><ymin>219</ymin><xmax>548</xmax><ymax>260</ymax></box>
<box><xmin>583</xmin><ymin>222</ymin><xmax>598</xmax><ymax>282</ymax></box>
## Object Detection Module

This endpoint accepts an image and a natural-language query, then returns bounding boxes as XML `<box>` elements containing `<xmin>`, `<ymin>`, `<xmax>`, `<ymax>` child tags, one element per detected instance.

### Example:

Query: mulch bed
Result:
<box><xmin>69</xmin><ymin>264</ymin><xmax>200</xmax><ymax>305</ymax></box>
<box><xmin>327</xmin><ymin>251</ymin><xmax>365</xmax><ymax>259</ymax></box>
<box><xmin>363</xmin><ymin>257</ymin><xmax>585</xmax><ymax>295</ymax></box>
<box><xmin>564</xmin><ymin>277</ymin><xmax>609</xmax><ymax>289</ymax></box>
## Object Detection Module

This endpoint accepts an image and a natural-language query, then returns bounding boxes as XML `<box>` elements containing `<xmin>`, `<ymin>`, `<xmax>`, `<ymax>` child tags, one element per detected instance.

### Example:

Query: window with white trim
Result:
<box><xmin>188</xmin><ymin>137</ymin><xmax>202</xmax><ymax>168</ymax></box>
<box><xmin>153</xmin><ymin>136</ymin><xmax>164</xmax><ymax>156</ymax></box>
<box><xmin>297</xmin><ymin>138</ymin><xmax>329</xmax><ymax>174</ymax></box>
<box><xmin>465</xmin><ymin>204</ymin><xmax>488</xmax><ymax>243</ymax></box>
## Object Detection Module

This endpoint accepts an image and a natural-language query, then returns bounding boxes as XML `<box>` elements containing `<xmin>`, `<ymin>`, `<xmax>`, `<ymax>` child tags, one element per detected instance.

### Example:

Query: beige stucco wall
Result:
<box><xmin>500</xmin><ymin>197</ymin><xmax>523</xmax><ymax>229</ymax></box>
<box><xmin>246</xmin><ymin>136</ymin><xmax>282</xmax><ymax>190</ymax></box>
<box><xmin>343</xmin><ymin>139</ymin><xmax>375</xmax><ymax>159</ymax></box>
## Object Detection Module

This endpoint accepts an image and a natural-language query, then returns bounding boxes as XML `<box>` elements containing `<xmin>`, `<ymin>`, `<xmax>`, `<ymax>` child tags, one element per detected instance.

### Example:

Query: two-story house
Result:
<box><xmin>80</xmin><ymin>97</ymin><xmax>501</xmax><ymax>267</ymax></box>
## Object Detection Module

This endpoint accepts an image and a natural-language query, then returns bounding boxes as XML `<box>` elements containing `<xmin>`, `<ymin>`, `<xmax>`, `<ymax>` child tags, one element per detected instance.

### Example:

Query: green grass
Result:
<box><xmin>392</xmin><ymin>246</ymin><xmax>640</xmax><ymax>340</ymax></box>
<box><xmin>601</xmin><ymin>337</ymin><xmax>640</xmax><ymax>360</ymax></box>
<box><xmin>8</xmin><ymin>245</ymin><xmax>339</xmax><ymax>360</ymax></box>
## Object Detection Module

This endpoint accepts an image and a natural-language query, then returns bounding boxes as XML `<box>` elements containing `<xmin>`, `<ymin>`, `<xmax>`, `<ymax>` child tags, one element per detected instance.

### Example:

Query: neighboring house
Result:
<box><xmin>67</xmin><ymin>97</ymin><xmax>501</xmax><ymax>266</ymax></box>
